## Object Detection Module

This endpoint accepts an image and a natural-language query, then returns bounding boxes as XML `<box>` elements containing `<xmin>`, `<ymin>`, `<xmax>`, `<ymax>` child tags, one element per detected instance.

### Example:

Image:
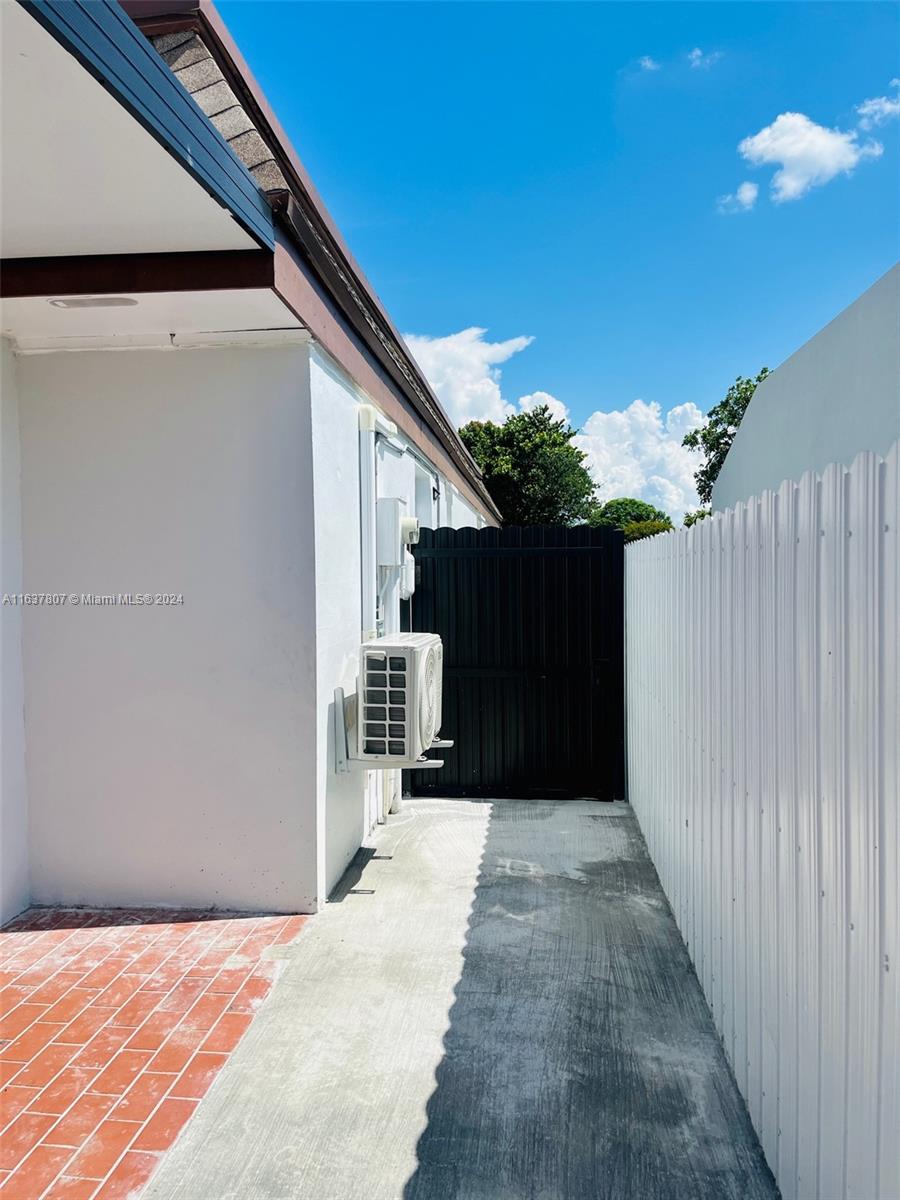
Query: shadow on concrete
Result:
<box><xmin>328</xmin><ymin>847</ymin><xmax>377</xmax><ymax>902</ymax></box>
<box><xmin>402</xmin><ymin>800</ymin><xmax>779</xmax><ymax>1200</ymax></box>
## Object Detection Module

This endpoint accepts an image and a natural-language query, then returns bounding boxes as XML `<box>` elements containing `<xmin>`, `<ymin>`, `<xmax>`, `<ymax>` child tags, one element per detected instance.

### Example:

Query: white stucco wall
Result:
<box><xmin>1</xmin><ymin>338</ymin><xmax>29</xmax><ymax>923</ymax></box>
<box><xmin>308</xmin><ymin>348</ymin><xmax>366</xmax><ymax>895</ymax></box>
<box><xmin>442</xmin><ymin>480</ymin><xmax>486</xmax><ymax>529</ymax></box>
<box><xmin>6</xmin><ymin>334</ymin><xmax>491</xmax><ymax>917</ymax></box>
<box><xmin>309</xmin><ymin>349</ymin><xmax>445</xmax><ymax>894</ymax></box>
<box><xmin>308</xmin><ymin>344</ymin><xmax>489</xmax><ymax>894</ymax></box>
<box><xmin>17</xmin><ymin>346</ymin><xmax>319</xmax><ymax>913</ymax></box>
<box><xmin>713</xmin><ymin>264</ymin><xmax>900</xmax><ymax>510</ymax></box>
<box><xmin>377</xmin><ymin>434</ymin><xmax>485</xmax><ymax>533</ymax></box>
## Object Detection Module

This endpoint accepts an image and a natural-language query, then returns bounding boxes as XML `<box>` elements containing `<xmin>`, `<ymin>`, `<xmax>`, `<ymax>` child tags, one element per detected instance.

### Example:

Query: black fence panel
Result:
<box><xmin>409</xmin><ymin>525</ymin><xmax>624</xmax><ymax>800</ymax></box>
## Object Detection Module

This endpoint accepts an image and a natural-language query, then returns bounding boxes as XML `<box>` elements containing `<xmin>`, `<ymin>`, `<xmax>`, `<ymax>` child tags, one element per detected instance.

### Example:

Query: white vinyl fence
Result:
<box><xmin>626</xmin><ymin>444</ymin><xmax>898</xmax><ymax>1200</ymax></box>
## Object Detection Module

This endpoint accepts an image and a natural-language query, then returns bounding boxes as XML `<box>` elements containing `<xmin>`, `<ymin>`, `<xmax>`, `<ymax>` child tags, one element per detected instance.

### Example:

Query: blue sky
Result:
<box><xmin>219</xmin><ymin>1</ymin><xmax>899</xmax><ymax>515</ymax></box>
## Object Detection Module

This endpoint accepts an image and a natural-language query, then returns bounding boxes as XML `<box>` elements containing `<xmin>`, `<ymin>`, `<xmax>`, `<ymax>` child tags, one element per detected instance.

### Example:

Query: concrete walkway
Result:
<box><xmin>143</xmin><ymin>799</ymin><xmax>778</xmax><ymax>1200</ymax></box>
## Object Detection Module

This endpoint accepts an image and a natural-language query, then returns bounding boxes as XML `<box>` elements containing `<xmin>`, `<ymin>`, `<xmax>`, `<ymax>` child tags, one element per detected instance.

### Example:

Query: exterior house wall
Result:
<box><xmin>442</xmin><ymin>481</ymin><xmax>486</xmax><ymax>530</ymax></box>
<box><xmin>376</xmin><ymin>437</ymin><xmax>485</xmax><ymax>533</ymax></box>
<box><xmin>713</xmin><ymin>264</ymin><xmax>900</xmax><ymax>511</ymax></box>
<box><xmin>308</xmin><ymin>344</ymin><xmax>487</xmax><ymax>896</ymax></box>
<box><xmin>1</xmin><ymin>338</ymin><xmax>29</xmax><ymax>923</ymax></box>
<box><xmin>308</xmin><ymin>348</ymin><xmax>366</xmax><ymax>895</ymax></box>
<box><xmin>5</xmin><ymin>333</ymin><xmax>492</xmax><ymax>919</ymax></box>
<box><xmin>17</xmin><ymin>345</ymin><xmax>319</xmax><ymax>913</ymax></box>
<box><xmin>374</xmin><ymin>432</ymin><xmax>487</xmax><ymax>530</ymax></box>
<box><xmin>626</xmin><ymin>444</ymin><xmax>899</xmax><ymax>1200</ymax></box>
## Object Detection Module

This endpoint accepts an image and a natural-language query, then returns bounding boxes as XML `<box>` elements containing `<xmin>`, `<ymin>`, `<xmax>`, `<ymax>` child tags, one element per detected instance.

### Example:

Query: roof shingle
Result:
<box><xmin>149</xmin><ymin>31</ymin><xmax>288</xmax><ymax>192</ymax></box>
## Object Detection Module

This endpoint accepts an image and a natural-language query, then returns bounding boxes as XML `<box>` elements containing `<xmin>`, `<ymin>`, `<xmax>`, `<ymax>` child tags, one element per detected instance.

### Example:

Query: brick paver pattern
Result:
<box><xmin>0</xmin><ymin>907</ymin><xmax>306</xmax><ymax>1199</ymax></box>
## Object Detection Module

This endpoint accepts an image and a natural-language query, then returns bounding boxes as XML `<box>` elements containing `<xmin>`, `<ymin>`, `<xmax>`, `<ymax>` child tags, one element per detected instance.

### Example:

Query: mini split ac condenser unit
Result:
<box><xmin>357</xmin><ymin>633</ymin><xmax>450</xmax><ymax>767</ymax></box>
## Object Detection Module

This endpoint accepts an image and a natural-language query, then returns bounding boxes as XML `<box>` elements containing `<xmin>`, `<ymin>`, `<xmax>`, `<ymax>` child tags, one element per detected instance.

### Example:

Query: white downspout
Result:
<box><xmin>358</xmin><ymin>405</ymin><xmax>397</xmax><ymax>640</ymax></box>
<box><xmin>358</xmin><ymin>405</ymin><xmax>398</xmax><ymax>826</ymax></box>
<box><xmin>359</xmin><ymin>407</ymin><xmax>378</xmax><ymax>641</ymax></box>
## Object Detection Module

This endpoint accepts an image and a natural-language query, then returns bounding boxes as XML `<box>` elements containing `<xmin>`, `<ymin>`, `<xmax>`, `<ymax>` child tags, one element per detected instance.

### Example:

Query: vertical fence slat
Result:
<box><xmin>759</xmin><ymin>487</ymin><xmax>779</xmax><ymax>1167</ymax></box>
<box><xmin>844</xmin><ymin>453</ymin><xmax>881</xmax><ymax>1200</ymax></box>
<box><xmin>795</xmin><ymin>469</ymin><xmax>822</xmax><ymax>1200</ymax></box>
<box><xmin>817</xmin><ymin>461</ymin><xmax>849</xmax><ymax>1199</ymax></box>
<box><xmin>775</xmin><ymin>476</ymin><xmax>799</xmax><ymax>1197</ymax></box>
<box><xmin>626</xmin><ymin>443</ymin><xmax>899</xmax><ymax>1200</ymax></box>
<box><xmin>878</xmin><ymin>441</ymin><xmax>899</xmax><ymax>1200</ymax></box>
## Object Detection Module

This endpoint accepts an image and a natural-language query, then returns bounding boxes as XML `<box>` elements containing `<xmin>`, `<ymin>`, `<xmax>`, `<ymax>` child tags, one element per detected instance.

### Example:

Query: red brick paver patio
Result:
<box><xmin>0</xmin><ymin>908</ymin><xmax>306</xmax><ymax>1199</ymax></box>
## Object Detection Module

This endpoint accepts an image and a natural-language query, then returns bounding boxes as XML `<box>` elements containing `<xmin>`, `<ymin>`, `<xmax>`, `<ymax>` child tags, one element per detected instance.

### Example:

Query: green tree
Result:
<box><xmin>683</xmin><ymin>508</ymin><xmax>711</xmax><ymax>527</ymax></box>
<box><xmin>622</xmin><ymin>519</ymin><xmax>673</xmax><ymax>543</ymax></box>
<box><xmin>460</xmin><ymin>405</ymin><xmax>597</xmax><ymax>525</ymax></box>
<box><xmin>590</xmin><ymin>497</ymin><xmax>671</xmax><ymax>530</ymax></box>
<box><xmin>682</xmin><ymin>368</ymin><xmax>770</xmax><ymax>505</ymax></box>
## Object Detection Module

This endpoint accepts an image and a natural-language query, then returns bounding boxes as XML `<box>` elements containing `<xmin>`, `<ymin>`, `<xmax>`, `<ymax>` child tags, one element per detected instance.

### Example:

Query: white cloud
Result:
<box><xmin>717</xmin><ymin>180</ymin><xmax>759</xmax><ymax>213</ymax></box>
<box><xmin>407</xmin><ymin>327</ymin><xmax>705</xmax><ymax>518</ymax></box>
<box><xmin>404</xmin><ymin>329</ymin><xmax>572</xmax><ymax>428</ymax></box>
<box><xmin>857</xmin><ymin>79</ymin><xmax>900</xmax><ymax>129</ymax></box>
<box><xmin>738</xmin><ymin>111</ymin><xmax>882</xmax><ymax>202</ymax></box>
<box><xmin>688</xmin><ymin>47</ymin><xmax>722</xmax><ymax>69</ymax></box>
<box><xmin>403</xmin><ymin>327</ymin><xmax>532</xmax><ymax>426</ymax></box>
<box><xmin>576</xmin><ymin>400</ymin><xmax>704</xmax><ymax>517</ymax></box>
<box><xmin>639</xmin><ymin>56</ymin><xmax>660</xmax><ymax>72</ymax></box>
<box><xmin>517</xmin><ymin>390</ymin><xmax>571</xmax><ymax>424</ymax></box>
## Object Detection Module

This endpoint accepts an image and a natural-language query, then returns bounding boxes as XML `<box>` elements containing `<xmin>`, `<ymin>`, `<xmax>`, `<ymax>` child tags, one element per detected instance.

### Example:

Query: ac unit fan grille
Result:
<box><xmin>363</xmin><ymin>652</ymin><xmax>407</xmax><ymax>756</ymax></box>
<box><xmin>419</xmin><ymin>647</ymin><xmax>437</xmax><ymax>749</ymax></box>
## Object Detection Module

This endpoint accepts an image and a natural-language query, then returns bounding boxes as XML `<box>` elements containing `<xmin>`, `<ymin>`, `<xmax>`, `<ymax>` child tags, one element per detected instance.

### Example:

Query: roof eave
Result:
<box><xmin>119</xmin><ymin>0</ymin><xmax>500</xmax><ymax>523</ymax></box>
<box><xmin>21</xmin><ymin>0</ymin><xmax>275</xmax><ymax>251</ymax></box>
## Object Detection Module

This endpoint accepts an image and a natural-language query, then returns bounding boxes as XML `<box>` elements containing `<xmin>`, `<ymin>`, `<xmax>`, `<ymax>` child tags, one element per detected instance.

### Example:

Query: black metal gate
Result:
<box><xmin>409</xmin><ymin>525</ymin><xmax>624</xmax><ymax>800</ymax></box>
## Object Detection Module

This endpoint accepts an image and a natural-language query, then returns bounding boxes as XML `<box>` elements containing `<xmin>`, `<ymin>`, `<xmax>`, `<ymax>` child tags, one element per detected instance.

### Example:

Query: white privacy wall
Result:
<box><xmin>713</xmin><ymin>265</ymin><xmax>899</xmax><ymax>512</ymax></box>
<box><xmin>626</xmin><ymin>445</ymin><xmax>898</xmax><ymax>1200</ymax></box>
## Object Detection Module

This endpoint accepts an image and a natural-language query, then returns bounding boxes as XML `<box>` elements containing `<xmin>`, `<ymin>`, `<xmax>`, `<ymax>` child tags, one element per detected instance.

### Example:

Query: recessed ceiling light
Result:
<box><xmin>48</xmin><ymin>297</ymin><xmax>138</xmax><ymax>309</ymax></box>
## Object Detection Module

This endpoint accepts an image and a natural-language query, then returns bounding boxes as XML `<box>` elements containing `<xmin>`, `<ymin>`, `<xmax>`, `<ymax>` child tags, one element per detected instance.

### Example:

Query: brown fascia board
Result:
<box><xmin>0</xmin><ymin>250</ymin><xmax>275</xmax><ymax>297</ymax></box>
<box><xmin>119</xmin><ymin>0</ymin><xmax>500</xmax><ymax>523</ymax></box>
<box><xmin>0</xmin><ymin>241</ymin><xmax>497</xmax><ymax>521</ymax></box>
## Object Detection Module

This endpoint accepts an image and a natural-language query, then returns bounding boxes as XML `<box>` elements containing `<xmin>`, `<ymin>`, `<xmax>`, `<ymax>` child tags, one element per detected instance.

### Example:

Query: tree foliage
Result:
<box><xmin>460</xmin><ymin>405</ymin><xmax>597</xmax><ymax>526</ymax></box>
<box><xmin>622</xmin><ymin>519</ymin><xmax>673</xmax><ymax>543</ymax></box>
<box><xmin>682</xmin><ymin>368</ymin><xmax>770</xmax><ymax>505</ymax></box>
<box><xmin>590</xmin><ymin>497</ymin><xmax>671</xmax><ymax>530</ymax></box>
<box><xmin>683</xmin><ymin>508</ymin><xmax>711</xmax><ymax>527</ymax></box>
